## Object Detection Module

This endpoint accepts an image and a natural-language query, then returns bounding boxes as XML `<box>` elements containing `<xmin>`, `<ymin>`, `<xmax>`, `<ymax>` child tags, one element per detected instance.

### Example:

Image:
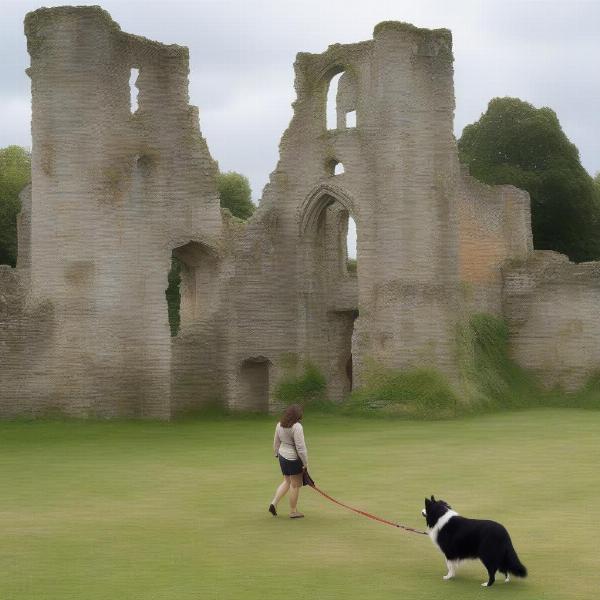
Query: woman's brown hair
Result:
<box><xmin>280</xmin><ymin>404</ymin><xmax>303</xmax><ymax>428</ymax></box>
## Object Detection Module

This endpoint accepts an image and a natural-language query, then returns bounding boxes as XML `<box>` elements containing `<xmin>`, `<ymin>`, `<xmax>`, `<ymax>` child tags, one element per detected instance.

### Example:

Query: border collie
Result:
<box><xmin>422</xmin><ymin>496</ymin><xmax>527</xmax><ymax>587</ymax></box>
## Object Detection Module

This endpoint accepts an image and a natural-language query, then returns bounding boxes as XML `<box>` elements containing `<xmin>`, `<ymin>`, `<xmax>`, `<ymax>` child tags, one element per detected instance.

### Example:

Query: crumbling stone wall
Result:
<box><xmin>503</xmin><ymin>252</ymin><xmax>600</xmax><ymax>390</ymax></box>
<box><xmin>220</xmin><ymin>22</ymin><xmax>465</xmax><ymax>411</ymax></box>
<box><xmin>458</xmin><ymin>169</ymin><xmax>533</xmax><ymax>315</ymax></box>
<box><xmin>0</xmin><ymin>264</ymin><xmax>54</xmax><ymax>417</ymax></box>
<box><xmin>0</xmin><ymin>7</ymin><xmax>598</xmax><ymax>418</ymax></box>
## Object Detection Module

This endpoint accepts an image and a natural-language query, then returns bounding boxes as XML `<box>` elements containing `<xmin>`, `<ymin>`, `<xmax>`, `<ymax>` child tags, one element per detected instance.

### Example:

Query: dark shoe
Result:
<box><xmin>268</xmin><ymin>504</ymin><xmax>277</xmax><ymax>516</ymax></box>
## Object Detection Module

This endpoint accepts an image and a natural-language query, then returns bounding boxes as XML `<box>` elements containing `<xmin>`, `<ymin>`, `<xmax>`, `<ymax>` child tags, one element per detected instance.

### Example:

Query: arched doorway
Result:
<box><xmin>299</xmin><ymin>186</ymin><xmax>359</xmax><ymax>403</ymax></box>
<box><xmin>167</xmin><ymin>240</ymin><xmax>222</xmax><ymax>415</ymax></box>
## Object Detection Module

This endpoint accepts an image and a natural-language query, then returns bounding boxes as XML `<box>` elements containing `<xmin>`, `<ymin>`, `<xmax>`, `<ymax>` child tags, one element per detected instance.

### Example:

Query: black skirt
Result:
<box><xmin>278</xmin><ymin>454</ymin><xmax>304</xmax><ymax>476</ymax></box>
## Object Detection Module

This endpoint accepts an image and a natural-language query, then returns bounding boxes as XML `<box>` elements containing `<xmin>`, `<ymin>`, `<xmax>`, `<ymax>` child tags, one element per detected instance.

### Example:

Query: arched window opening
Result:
<box><xmin>301</xmin><ymin>190</ymin><xmax>359</xmax><ymax>404</ymax></box>
<box><xmin>326</xmin><ymin>70</ymin><xmax>358</xmax><ymax>130</ymax></box>
<box><xmin>326</xmin><ymin>159</ymin><xmax>345</xmax><ymax>176</ymax></box>
<box><xmin>165</xmin><ymin>241</ymin><xmax>218</xmax><ymax>337</ymax></box>
<box><xmin>326</xmin><ymin>72</ymin><xmax>343</xmax><ymax>130</ymax></box>
<box><xmin>302</xmin><ymin>191</ymin><xmax>357</xmax><ymax>278</ymax></box>
<box><xmin>317</xmin><ymin>202</ymin><xmax>355</xmax><ymax>278</ymax></box>
<box><xmin>129</xmin><ymin>68</ymin><xmax>139</xmax><ymax>113</ymax></box>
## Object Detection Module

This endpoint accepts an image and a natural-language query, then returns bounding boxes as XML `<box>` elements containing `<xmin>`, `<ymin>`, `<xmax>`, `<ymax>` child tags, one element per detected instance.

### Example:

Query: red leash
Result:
<box><xmin>308</xmin><ymin>481</ymin><xmax>427</xmax><ymax>536</ymax></box>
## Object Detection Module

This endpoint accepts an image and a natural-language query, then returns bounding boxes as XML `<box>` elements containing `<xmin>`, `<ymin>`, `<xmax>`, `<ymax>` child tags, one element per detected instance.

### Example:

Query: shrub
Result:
<box><xmin>570</xmin><ymin>372</ymin><xmax>600</xmax><ymax>410</ymax></box>
<box><xmin>275</xmin><ymin>362</ymin><xmax>327</xmax><ymax>407</ymax></box>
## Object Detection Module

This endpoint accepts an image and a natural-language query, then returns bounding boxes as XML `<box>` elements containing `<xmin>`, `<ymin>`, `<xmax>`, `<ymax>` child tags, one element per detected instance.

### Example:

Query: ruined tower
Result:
<box><xmin>15</xmin><ymin>7</ymin><xmax>223</xmax><ymax>417</ymax></box>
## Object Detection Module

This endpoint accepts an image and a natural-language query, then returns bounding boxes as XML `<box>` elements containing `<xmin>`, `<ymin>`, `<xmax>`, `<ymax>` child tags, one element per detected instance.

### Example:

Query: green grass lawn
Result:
<box><xmin>1</xmin><ymin>409</ymin><xmax>598</xmax><ymax>599</ymax></box>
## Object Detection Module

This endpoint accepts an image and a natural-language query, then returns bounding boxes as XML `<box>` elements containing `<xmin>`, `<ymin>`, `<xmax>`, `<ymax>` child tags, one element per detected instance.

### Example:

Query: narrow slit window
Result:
<box><xmin>166</xmin><ymin>255</ymin><xmax>182</xmax><ymax>336</ymax></box>
<box><xmin>346</xmin><ymin>216</ymin><xmax>357</xmax><ymax>274</ymax></box>
<box><xmin>326</xmin><ymin>72</ymin><xmax>343</xmax><ymax>130</ymax></box>
<box><xmin>129</xmin><ymin>68</ymin><xmax>139</xmax><ymax>113</ymax></box>
<box><xmin>334</xmin><ymin>162</ymin><xmax>345</xmax><ymax>175</ymax></box>
<box><xmin>346</xmin><ymin>110</ymin><xmax>357</xmax><ymax>128</ymax></box>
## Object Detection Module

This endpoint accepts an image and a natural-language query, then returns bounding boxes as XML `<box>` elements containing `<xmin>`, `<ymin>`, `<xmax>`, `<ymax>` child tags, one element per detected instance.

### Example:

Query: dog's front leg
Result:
<box><xmin>443</xmin><ymin>559</ymin><xmax>457</xmax><ymax>580</ymax></box>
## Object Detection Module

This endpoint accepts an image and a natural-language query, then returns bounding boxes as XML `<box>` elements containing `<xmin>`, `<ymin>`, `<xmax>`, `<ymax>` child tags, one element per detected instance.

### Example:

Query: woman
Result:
<box><xmin>268</xmin><ymin>404</ymin><xmax>308</xmax><ymax>519</ymax></box>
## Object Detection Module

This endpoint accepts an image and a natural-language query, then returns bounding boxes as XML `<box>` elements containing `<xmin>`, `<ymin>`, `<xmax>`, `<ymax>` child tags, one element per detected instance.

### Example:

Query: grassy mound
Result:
<box><xmin>345</xmin><ymin>366</ymin><xmax>458</xmax><ymax>419</ymax></box>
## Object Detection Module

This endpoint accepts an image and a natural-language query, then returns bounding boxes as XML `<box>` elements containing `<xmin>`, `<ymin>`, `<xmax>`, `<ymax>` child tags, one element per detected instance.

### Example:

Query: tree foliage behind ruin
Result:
<box><xmin>217</xmin><ymin>171</ymin><xmax>255</xmax><ymax>221</ymax></box>
<box><xmin>0</xmin><ymin>146</ymin><xmax>31</xmax><ymax>267</ymax></box>
<box><xmin>458</xmin><ymin>97</ymin><xmax>600</xmax><ymax>262</ymax></box>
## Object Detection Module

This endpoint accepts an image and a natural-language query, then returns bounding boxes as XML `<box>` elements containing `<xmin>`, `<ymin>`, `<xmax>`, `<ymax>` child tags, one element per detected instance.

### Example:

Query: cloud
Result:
<box><xmin>199</xmin><ymin>80</ymin><xmax>294</xmax><ymax>197</ymax></box>
<box><xmin>1</xmin><ymin>0</ymin><xmax>598</xmax><ymax>193</ymax></box>
<box><xmin>0</xmin><ymin>95</ymin><xmax>31</xmax><ymax>149</ymax></box>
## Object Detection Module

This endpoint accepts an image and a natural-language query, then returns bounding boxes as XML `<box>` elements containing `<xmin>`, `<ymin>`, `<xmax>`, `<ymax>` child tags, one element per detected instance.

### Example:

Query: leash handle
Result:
<box><xmin>309</xmin><ymin>482</ymin><xmax>427</xmax><ymax>536</ymax></box>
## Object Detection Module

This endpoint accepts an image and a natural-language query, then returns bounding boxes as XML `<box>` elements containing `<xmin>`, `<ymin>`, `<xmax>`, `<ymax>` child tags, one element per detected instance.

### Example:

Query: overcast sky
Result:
<box><xmin>2</xmin><ymin>0</ymin><xmax>599</xmax><ymax>201</ymax></box>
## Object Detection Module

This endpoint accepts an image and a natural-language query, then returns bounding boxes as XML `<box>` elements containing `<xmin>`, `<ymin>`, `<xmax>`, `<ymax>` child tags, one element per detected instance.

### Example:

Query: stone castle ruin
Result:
<box><xmin>1</xmin><ymin>6</ymin><xmax>599</xmax><ymax>418</ymax></box>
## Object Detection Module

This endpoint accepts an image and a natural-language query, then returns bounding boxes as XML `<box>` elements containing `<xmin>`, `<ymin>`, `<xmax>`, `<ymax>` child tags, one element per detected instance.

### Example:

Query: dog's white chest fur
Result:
<box><xmin>428</xmin><ymin>510</ymin><xmax>459</xmax><ymax>546</ymax></box>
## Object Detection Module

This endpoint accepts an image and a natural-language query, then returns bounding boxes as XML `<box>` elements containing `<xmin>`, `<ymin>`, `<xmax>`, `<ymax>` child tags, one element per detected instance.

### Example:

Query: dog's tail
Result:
<box><xmin>506</xmin><ymin>545</ymin><xmax>527</xmax><ymax>578</ymax></box>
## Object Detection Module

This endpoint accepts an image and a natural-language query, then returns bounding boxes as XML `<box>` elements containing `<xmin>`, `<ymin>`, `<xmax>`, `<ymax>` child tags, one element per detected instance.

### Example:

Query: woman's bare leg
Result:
<box><xmin>272</xmin><ymin>476</ymin><xmax>290</xmax><ymax>507</ymax></box>
<box><xmin>289</xmin><ymin>474</ymin><xmax>303</xmax><ymax>514</ymax></box>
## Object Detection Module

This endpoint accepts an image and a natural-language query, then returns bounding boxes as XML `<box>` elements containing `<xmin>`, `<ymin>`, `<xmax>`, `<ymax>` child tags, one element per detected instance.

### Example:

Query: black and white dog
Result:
<box><xmin>422</xmin><ymin>496</ymin><xmax>527</xmax><ymax>587</ymax></box>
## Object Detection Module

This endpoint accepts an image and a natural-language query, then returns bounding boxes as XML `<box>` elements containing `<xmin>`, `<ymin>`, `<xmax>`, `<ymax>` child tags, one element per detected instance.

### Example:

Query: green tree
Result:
<box><xmin>0</xmin><ymin>146</ymin><xmax>31</xmax><ymax>266</ymax></box>
<box><xmin>217</xmin><ymin>171</ymin><xmax>255</xmax><ymax>220</ymax></box>
<box><xmin>458</xmin><ymin>98</ymin><xmax>600</xmax><ymax>262</ymax></box>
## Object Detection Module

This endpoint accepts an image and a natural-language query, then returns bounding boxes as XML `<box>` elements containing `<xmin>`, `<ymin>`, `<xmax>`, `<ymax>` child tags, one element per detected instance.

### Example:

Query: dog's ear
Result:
<box><xmin>424</xmin><ymin>497</ymin><xmax>430</xmax><ymax>506</ymax></box>
<box><xmin>431</xmin><ymin>495</ymin><xmax>435</xmax><ymax>501</ymax></box>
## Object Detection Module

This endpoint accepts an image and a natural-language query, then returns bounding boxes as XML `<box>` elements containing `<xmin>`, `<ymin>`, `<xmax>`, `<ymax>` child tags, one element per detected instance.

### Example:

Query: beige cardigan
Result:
<box><xmin>273</xmin><ymin>422</ymin><xmax>308</xmax><ymax>466</ymax></box>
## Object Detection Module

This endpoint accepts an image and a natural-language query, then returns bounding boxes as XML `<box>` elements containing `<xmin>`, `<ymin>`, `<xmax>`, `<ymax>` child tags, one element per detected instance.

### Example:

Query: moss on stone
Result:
<box><xmin>24</xmin><ymin>6</ymin><xmax>120</xmax><ymax>59</ymax></box>
<box><xmin>24</xmin><ymin>6</ymin><xmax>188</xmax><ymax>61</ymax></box>
<box><xmin>279</xmin><ymin>352</ymin><xmax>300</xmax><ymax>370</ymax></box>
<box><xmin>456</xmin><ymin>313</ymin><xmax>541</xmax><ymax>410</ymax></box>
<box><xmin>373</xmin><ymin>20</ymin><xmax>452</xmax><ymax>43</ymax></box>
